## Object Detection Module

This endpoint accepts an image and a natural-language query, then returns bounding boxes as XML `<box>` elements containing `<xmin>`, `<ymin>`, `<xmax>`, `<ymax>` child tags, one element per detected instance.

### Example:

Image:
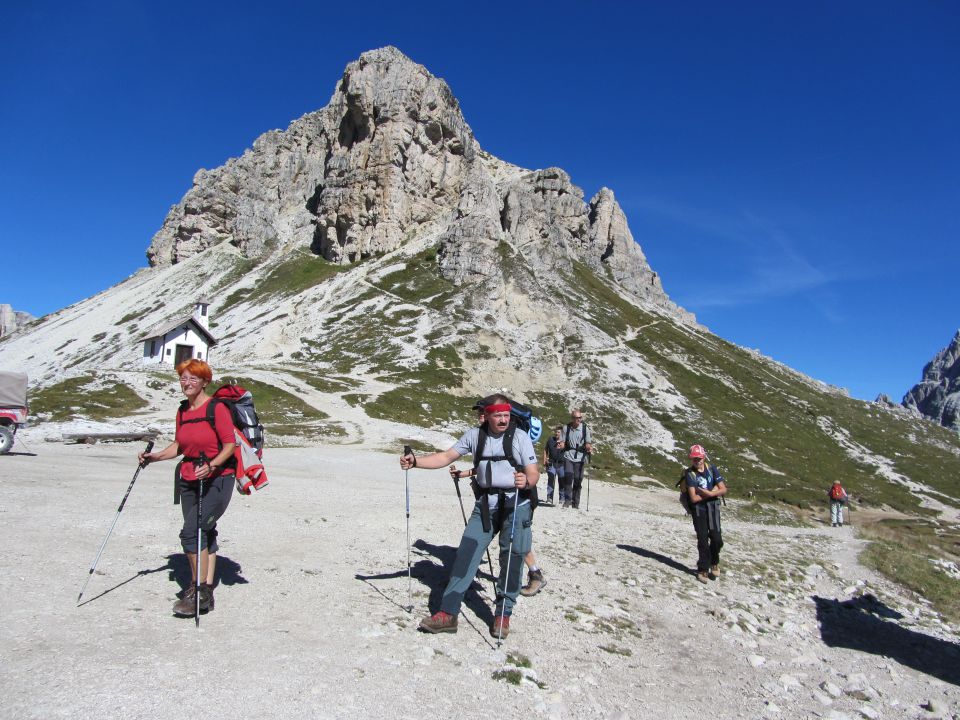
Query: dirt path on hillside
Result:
<box><xmin>1</xmin><ymin>439</ymin><xmax>958</xmax><ymax>720</ymax></box>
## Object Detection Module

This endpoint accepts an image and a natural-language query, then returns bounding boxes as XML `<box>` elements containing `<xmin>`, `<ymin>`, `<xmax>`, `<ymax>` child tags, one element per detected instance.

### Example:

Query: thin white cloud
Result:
<box><xmin>631</xmin><ymin>196</ymin><xmax>837</xmax><ymax>311</ymax></box>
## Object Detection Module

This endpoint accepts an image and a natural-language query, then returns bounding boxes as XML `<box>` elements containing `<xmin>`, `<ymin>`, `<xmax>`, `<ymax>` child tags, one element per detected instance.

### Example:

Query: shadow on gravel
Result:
<box><xmin>77</xmin><ymin>563</ymin><xmax>171</xmax><ymax>606</ymax></box>
<box><xmin>617</xmin><ymin>544</ymin><xmax>694</xmax><ymax>576</ymax></box>
<box><xmin>355</xmin><ymin>539</ymin><xmax>494</xmax><ymax>626</ymax></box>
<box><xmin>77</xmin><ymin>554</ymin><xmax>247</xmax><ymax>607</ymax></box>
<box><xmin>166</xmin><ymin>553</ymin><xmax>248</xmax><ymax>591</ymax></box>
<box><xmin>814</xmin><ymin>594</ymin><xmax>960</xmax><ymax>686</ymax></box>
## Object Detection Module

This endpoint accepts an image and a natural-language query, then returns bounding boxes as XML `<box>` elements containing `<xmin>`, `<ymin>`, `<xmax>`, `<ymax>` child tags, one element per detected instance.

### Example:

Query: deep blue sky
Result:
<box><xmin>2</xmin><ymin>1</ymin><xmax>957</xmax><ymax>401</ymax></box>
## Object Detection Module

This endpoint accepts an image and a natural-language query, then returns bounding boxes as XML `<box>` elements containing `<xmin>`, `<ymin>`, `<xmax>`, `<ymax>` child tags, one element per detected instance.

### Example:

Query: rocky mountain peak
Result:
<box><xmin>145</xmin><ymin>46</ymin><xmax>690</xmax><ymax>322</ymax></box>
<box><xmin>903</xmin><ymin>330</ymin><xmax>960</xmax><ymax>430</ymax></box>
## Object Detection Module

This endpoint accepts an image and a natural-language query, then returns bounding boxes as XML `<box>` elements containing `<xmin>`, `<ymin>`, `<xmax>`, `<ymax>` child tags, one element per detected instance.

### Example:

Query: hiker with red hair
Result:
<box><xmin>139</xmin><ymin>359</ymin><xmax>236</xmax><ymax>617</ymax></box>
<box><xmin>683</xmin><ymin>444</ymin><xmax>727</xmax><ymax>584</ymax></box>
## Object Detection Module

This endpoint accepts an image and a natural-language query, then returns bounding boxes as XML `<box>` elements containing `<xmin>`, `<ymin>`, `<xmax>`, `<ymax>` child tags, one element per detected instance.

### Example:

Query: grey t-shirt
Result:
<box><xmin>452</xmin><ymin>425</ymin><xmax>537</xmax><ymax>509</ymax></box>
<box><xmin>562</xmin><ymin>423</ymin><xmax>592</xmax><ymax>463</ymax></box>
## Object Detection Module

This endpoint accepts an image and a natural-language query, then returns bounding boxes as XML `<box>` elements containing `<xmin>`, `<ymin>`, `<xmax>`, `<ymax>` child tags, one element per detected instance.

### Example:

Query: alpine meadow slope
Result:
<box><xmin>2</xmin><ymin>47</ymin><xmax>959</xmax><ymax>617</ymax></box>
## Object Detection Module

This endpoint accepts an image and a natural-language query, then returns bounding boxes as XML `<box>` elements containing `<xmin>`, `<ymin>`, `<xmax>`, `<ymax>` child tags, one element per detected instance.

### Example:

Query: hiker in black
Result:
<box><xmin>561</xmin><ymin>409</ymin><xmax>592</xmax><ymax>509</ymax></box>
<box><xmin>683</xmin><ymin>444</ymin><xmax>727</xmax><ymax>583</ymax></box>
<box><xmin>542</xmin><ymin>425</ymin><xmax>566</xmax><ymax>505</ymax></box>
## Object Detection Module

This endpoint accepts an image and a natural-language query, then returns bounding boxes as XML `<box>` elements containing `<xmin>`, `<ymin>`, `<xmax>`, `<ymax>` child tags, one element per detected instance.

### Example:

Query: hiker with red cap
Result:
<box><xmin>400</xmin><ymin>394</ymin><xmax>539</xmax><ymax>639</ymax></box>
<box><xmin>682</xmin><ymin>444</ymin><xmax>727</xmax><ymax>584</ymax></box>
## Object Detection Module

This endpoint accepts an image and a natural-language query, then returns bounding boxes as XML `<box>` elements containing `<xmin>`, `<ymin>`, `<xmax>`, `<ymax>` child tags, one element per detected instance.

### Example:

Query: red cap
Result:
<box><xmin>689</xmin><ymin>444</ymin><xmax>706</xmax><ymax>459</ymax></box>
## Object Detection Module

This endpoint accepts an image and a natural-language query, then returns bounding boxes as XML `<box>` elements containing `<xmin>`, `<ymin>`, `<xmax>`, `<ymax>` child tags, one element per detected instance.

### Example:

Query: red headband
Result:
<box><xmin>484</xmin><ymin>403</ymin><xmax>511</xmax><ymax>414</ymax></box>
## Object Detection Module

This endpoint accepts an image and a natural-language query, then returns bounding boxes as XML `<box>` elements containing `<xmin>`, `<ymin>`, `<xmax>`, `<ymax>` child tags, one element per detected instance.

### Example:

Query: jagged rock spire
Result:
<box><xmin>903</xmin><ymin>329</ymin><xmax>960</xmax><ymax>430</ymax></box>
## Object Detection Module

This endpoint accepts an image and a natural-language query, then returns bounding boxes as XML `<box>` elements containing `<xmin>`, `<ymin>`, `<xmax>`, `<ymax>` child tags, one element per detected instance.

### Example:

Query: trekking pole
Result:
<box><xmin>77</xmin><ymin>440</ymin><xmax>154</xmax><ymax>604</ymax></box>
<box><xmin>195</xmin><ymin>452</ymin><xmax>207</xmax><ymax>627</ymax></box>
<box><xmin>451</xmin><ymin>469</ymin><xmax>497</xmax><ymax>598</ymax></box>
<box><xmin>497</xmin><ymin>489</ymin><xmax>521</xmax><ymax>647</ymax></box>
<box><xmin>404</xmin><ymin>445</ymin><xmax>413</xmax><ymax>610</ymax></box>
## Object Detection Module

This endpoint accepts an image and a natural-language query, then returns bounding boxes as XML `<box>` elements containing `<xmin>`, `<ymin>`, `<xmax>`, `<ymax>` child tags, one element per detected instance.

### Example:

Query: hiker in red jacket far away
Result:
<box><xmin>828</xmin><ymin>480</ymin><xmax>849</xmax><ymax>527</ymax></box>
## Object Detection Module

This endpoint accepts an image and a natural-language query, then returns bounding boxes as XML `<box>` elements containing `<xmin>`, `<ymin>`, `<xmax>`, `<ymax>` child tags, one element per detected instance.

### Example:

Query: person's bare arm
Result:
<box><xmin>400</xmin><ymin>447</ymin><xmax>461</xmax><ymax>470</ymax></box>
<box><xmin>140</xmin><ymin>441</ymin><xmax>180</xmax><ymax>465</ymax></box>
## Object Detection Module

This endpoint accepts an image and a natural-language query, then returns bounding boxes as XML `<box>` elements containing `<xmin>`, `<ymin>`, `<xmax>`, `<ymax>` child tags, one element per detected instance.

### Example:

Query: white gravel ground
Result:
<box><xmin>1</xmin><ymin>437</ymin><xmax>959</xmax><ymax>720</ymax></box>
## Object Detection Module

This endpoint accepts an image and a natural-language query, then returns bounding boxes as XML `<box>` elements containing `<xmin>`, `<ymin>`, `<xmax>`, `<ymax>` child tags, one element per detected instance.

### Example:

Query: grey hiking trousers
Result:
<box><xmin>178</xmin><ymin>474</ymin><xmax>233</xmax><ymax>554</ymax></box>
<box><xmin>439</xmin><ymin>497</ymin><xmax>533</xmax><ymax>617</ymax></box>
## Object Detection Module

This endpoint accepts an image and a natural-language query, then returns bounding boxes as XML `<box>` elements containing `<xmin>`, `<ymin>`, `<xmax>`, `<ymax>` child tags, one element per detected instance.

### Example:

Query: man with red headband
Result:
<box><xmin>683</xmin><ymin>444</ymin><xmax>727</xmax><ymax>584</ymax></box>
<box><xmin>400</xmin><ymin>394</ymin><xmax>539</xmax><ymax>639</ymax></box>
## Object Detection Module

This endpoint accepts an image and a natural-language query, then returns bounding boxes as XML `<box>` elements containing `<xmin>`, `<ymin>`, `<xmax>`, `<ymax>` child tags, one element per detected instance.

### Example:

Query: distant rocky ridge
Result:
<box><xmin>147</xmin><ymin>46</ymin><xmax>691</xmax><ymax>323</ymax></box>
<box><xmin>903</xmin><ymin>330</ymin><xmax>960</xmax><ymax>431</ymax></box>
<box><xmin>0</xmin><ymin>304</ymin><xmax>34</xmax><ymax>338</ymax></box>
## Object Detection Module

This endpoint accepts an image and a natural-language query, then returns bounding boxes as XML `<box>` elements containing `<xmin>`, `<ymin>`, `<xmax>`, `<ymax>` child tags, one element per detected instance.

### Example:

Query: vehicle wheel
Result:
<box><xmin>0</xmin><ymin>426</ymin><xmax>13</xmax><ymax>455</ymax></box>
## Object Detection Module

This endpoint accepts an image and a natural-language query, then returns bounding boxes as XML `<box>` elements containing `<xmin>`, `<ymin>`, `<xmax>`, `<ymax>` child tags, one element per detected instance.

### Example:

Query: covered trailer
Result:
<box><xmin>0</xmin><ymin>371</ymin><xmax>28</xmax><ymax>454</ymax></box>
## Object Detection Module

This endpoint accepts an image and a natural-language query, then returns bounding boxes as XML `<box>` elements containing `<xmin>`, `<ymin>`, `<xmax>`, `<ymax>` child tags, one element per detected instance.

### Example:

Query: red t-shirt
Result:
<box><xmin>176</xmin><ymin>400</ymin><xmax>235</xmax><ymax>481</ymax></box>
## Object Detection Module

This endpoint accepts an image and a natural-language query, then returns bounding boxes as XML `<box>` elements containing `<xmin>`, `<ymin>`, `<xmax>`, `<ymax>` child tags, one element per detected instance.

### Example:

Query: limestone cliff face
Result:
<box><xmin>0</xmin><ymin>305</ymin><xmax>33</xmax><ymax>338</ymax></box>
<box><xmin>903</xmin><ymin>330</ymin><xmax>960</xmax><ymax>431</ymax></box>
<box><xmin>147</xmin><ymin>47</ymin><xmax>477</xmax><ymax>267</ymax></box>
<box><xmin>146</xmin><ymin>46</ymin><xmax>693</xmax><ymax>323</ymax></box>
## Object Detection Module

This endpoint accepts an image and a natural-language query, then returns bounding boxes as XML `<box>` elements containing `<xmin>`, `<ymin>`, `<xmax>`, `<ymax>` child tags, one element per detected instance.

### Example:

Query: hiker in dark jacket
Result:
<box><xmin>561</xmin><ymin>409</ymin><xmax>592</xmax><ymax>509</ymax></box>
<box><xmin>401</xmin><ymin>394</ymin><xmax>539</xmax><ymax>639</ymax></box>
<box><xmin>683</xmin><ymin>444</ymin><xmax>727</xmax><ymax>584</ymax></box>
<box><xmin>139</xmin><ymin>359</ymin><xmax>236</xmax><ymax>616</ymax></box>
<box><xmin>542</xmin><ymin>425</ymin><xmax>566</xmax><ymax>504</ymax></box>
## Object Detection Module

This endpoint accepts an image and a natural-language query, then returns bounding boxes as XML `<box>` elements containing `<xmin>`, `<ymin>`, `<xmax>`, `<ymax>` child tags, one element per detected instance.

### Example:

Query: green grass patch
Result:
<box><xmin>599</xmin><ymin>644</ymin><xmax>633</xmax><ymax>656</ymax></box>
<box><xmin>397</xmin><ymin>438</ymin><xmax>441</xmax><ymax>455</ymax></box>
<box><xmin>859</xmin><ymin>518</ymin><xmax>960</xmax><ymax>625</ymax></box>
<box><xmin>219</xmin><ymin>248</ymin><xmax>348</xmax><ymax>313</ymax></box>
<box><xmin>31</xmin><ymin>373</ymin><xmax>147</xmax><ymax>422</ymax></box>
<box><xmin>365</xmin><ymin>386</ymin><xmax>474</xmax><ymax>430</ymax></box>
<box><xmin>369</xmin><ymin>246</ymin><xmax>459</xmax><ymax>310</ymax></box>
<box><xmin>506</xmin><ymin>653</ymin><xmax>532</xmax><ymax>668</ymax></box>
<box><xmin>491</xmin><ymin>669</ymin><xmax>523</xmax><ymax>685</ymax></box>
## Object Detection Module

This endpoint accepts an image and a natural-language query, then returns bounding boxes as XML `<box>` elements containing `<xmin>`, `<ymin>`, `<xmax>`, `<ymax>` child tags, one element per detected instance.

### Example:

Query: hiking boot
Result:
<box><xmin>546</xmin><ymin>494</ymin><xmax>554</xmax><ymax>505</ymax></box>
<box><xmin>520</xmin><ymin>569</ymin><xmax>546</xmax><ymax>597</ymax></box>
<box><xmin>562</xmin><ymin>501</ymin><xmax>571</xmax><ymax>508</ymax></box>
<box><xmin>199</xmin><ymin>583</ymin><xmax>214</xmax><ymax>612</ymax></box>
<box><xmin>708</xmin><ymin>565</ymin><xmax>719</xmax><ymax>580</ymax></box>
<box><xmin>491</xmin><ymin>615</ymin><xmax>510</xmax><ymax>638</ymax></box>
<box><xmin>696</xmin><ymin>571</ymin><xmax>709</xmax><ymax>584</ymax></box>
<box><xmin>173</xmin><ymin>584</ymin><xmax>197</xmax><ymax>616</ymax></box>
<box><xmin>419</xmin><ymin>611</ymin><xmax>458</xmax><ymax>634</ymax></box>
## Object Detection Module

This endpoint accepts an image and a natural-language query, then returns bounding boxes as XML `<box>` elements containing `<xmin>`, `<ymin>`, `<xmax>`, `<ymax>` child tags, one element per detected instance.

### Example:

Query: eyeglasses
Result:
<box><xmin>180</xmin><ymin>376</ymin><xmax>203</xmax><ymax>385</ymax></box>
<box><xmin>571</xmin><ymin>416</ymin><xmax>583</xmax><ymax>420</ymax></box>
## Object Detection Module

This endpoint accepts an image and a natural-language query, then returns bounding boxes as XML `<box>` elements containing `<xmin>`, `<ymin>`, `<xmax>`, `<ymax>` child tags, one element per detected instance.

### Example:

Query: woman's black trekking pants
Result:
<box><xmin>691</xmin><ymin>501</ymin><xmax>723</xmax><ymax>571</ymax></box>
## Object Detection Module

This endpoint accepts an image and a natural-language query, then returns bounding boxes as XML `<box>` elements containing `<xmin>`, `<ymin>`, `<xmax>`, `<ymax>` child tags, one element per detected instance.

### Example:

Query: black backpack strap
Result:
<box><xmin>473</xmin><ymin>425</ymin><xmax>488</xmax><ymax>471</ymax></box>
<box><xmin>502</xmin><ymin>422</ymin><xmax>519</xmax><ymax>470</ymax></box>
